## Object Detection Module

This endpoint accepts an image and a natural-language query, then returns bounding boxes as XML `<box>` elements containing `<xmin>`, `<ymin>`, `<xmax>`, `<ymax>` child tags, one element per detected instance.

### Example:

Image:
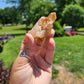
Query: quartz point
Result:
<box><xmin>28</xmin><ymin>12</ymin><xmax>57</xmax><ymax>38</ymax></box>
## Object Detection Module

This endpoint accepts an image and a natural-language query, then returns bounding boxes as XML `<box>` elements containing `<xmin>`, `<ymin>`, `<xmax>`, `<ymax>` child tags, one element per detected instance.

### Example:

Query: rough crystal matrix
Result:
<box><xmin>29</xmin><ymin>12</ymin><xmax>57</xmax><ymax>38</ymax></box>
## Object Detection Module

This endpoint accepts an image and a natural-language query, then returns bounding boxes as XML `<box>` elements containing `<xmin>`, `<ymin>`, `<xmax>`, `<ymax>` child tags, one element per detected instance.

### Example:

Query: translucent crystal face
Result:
<box><xmin>48</xmin><ymin>12</ymin><xmax>56</xmax><ymax>23</ymax></box>
<box><xmin>28</xmin><ymin>12</ymin><xmax>56</xmax><ymax>38</ymax></box>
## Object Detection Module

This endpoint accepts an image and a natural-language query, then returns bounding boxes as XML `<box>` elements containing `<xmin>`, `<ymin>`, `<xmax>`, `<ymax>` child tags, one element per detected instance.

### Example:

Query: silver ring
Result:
<box><xmin>20</xmin><ymin>50</ymin><xmax>31</xmax><ymax>59</ymax></box>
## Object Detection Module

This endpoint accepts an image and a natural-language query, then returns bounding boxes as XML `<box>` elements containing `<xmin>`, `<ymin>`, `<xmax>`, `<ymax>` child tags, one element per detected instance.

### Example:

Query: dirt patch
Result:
<box><xmin>51</xmin><ymin>65</ymin><xmax>84</xmax><ymax>84</ymax></box>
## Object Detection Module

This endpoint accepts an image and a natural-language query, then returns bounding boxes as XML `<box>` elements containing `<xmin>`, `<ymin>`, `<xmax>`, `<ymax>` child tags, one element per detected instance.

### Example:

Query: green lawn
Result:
<box><xmin>0</xmin><ymin>25</ymin><xmax>26</xmax><ymax>36</ymax></box>
<box><xmin>0</xmin><ymin>36</ymin><xmax>24</xmax><ymax>68</ymax></box>
<box><xmin>77</xmin><ymin>28</ymin><xmax>84</xmax><ymax>32</ymax></box>
<box><xmin>0</xmin><ymin>25</ymin><xmax>26</xmax><ymax>68</ymax></box>
<box><xmin>0</xmin><ymin>26</ymin><xmax>84</xmax><ymax>74</ymax></box>
<box><xmin>54</xmin><ymin>35</ymin><xmax>84</xmax><ymax>73</ymax></box>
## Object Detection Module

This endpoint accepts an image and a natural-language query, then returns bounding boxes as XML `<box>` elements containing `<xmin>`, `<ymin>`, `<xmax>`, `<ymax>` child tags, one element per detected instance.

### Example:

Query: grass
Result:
<box><xmin>52</xmin><ymin>65</ymin><xmax>59</xmax><ymax>79</ymax></box>
<box><xmin>0</xmin><ymin>25</ymin><xmax>26</xmax><ymax>37</ymax></box>
<box><xmin>0</xmin><ymin>25</ymin><xmax>26</xmax><ymax>68</ymax></box>
<box><xmin>53</xmin><ymin>35</ymin><xmax>84</xmax><ymax>73</ymax></box>
<box><xmin>77</xmin><ymin>28</ymin><xmax>84</xmax><ymax>32</ymax></box>
<box><xmin>0</xmin><ymin>36</ymin><xmax>25</xmax><ymax>68</ymax></box>
<box><xmin>0</xmin><ymin>25</ymin><xmax>84</xmax><ymax>74</ymax></box>
<box><xmin>74</xmin><ymin>72</ymin><xmax>83</xmax><ymax>79</ymax></box>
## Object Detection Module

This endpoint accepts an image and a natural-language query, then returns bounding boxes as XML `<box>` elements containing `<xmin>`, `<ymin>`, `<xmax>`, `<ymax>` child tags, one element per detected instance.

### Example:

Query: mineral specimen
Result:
<box><xmin>28</xmin><ymin>12</ymin><xmax>56</xmax><ymax>38</ymax></box>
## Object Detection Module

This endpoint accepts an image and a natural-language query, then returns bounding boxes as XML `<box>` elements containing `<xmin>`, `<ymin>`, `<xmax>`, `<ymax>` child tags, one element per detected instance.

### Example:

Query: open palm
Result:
<box><xmin>9</xmin><ymin>29</ymin><xmax>55</xmax><ymax>84</ymax></box>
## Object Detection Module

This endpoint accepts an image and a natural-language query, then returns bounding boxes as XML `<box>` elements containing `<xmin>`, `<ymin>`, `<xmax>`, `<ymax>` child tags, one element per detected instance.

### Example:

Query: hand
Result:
<box><xmin>9</xmin><ymin>29</ymin><xmax>55</xmax><ymax>84</ymax></box>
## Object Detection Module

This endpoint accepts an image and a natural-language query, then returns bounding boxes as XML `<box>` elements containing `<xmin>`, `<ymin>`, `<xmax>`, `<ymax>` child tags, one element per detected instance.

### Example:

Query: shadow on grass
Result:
<box><xmin>11</xmin><ymin>33</ymin><xmax>26</xmax><ymax>36</ymax></box>
<box><xmin>13</xmin><ymin>28</ymin><xmax>26</xmax><ymax>30</ymax></box>
<box><xmin>0</xmin><ymin>33</ymin><xmax>25</xmax><ymax>36</ymax></box>
<box><xmin>13</xmin><ymin>27</ymin><xmax>32</xmax><ymax>31</ymax></box>
<box><xmin>77</xmin><ymin>31</ymin><xmax>84</xmax><ymax>32</ymax></box>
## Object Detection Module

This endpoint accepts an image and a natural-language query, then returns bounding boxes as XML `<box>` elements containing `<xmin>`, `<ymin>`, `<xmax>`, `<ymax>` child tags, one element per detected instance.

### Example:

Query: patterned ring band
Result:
<box><xmin>20</xmin><ymin>50</ymin><xmax>31</xmax><ymax>59</ymax></box>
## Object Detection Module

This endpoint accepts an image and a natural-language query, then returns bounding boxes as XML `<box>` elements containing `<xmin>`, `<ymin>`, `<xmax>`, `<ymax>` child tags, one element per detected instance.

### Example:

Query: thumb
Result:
<box><xmin>14</xmin><ymin>33</ymin><xmax>34</xmax><ymax>66</ymax></box>
<box><xmin>11</xmin><ymin>33</ymin><xmax>34</xmax><ymax>71</ymax></box>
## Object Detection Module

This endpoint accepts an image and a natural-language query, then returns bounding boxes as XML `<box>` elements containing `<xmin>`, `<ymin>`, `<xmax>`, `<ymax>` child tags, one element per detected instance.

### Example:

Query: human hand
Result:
<box><xmin>9</xmin><ymin>29</ymin><xmax>55</xmax><ymax>84</ymax></box>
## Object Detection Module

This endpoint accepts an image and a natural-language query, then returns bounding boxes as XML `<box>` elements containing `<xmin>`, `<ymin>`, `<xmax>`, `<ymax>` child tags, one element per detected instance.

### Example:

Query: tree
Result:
<box><xmin>2</xmin><ymin>0</ymin><xmax>55</xmax><ymax>32</ymax></box>
<box><xmin>76</xmin><ymin>0</ymin><xmax>84</xmax><ymax>8</ymax></box>
<box><xmin>54</xmin><ymin>0</ymin><xmax>76</xmax><ymax>19</ymax></box>
<box><xmin>0</xmin><ymin>6</ymin><xmax>21</xmax><ymax>25</ymax></box>
<box><xmin>18</xmin><ymin>0</ymin><xmax>33</xmax><ymax>27</ymax></box>
<box><xmin>29</xmin><ymin>0</ymin><xmax>56</xmax><ymax>24</ymax></box>
<box><xmin>18</xmin><ymin>0</ymin><xmax>55</xmax><ymax>25</ymax></box>
<box><xmin>0</xmin><ymin>9</ymin><xmax>6</xmax><ymax>25</ymax></box>
<box><xmin>5</xmin><ymin>0</ymin><xmax>56</xmax><ymax>32</ymax></box>
<box><xmin>9</xmin><ymin>6</ymin><xmax>22</xmax><ymax>24</ymax></box>
<box><xmin>62</xmin><ymin>4</ymin><xmax>84</xmax><ymax>28</ymax></box>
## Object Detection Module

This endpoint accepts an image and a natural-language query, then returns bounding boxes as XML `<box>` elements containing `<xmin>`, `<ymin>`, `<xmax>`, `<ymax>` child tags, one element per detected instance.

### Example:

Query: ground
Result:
<box><xmin>51</xmin><ymin>65</ymin><xmax>84</xmax><ymax>84</ymax></box>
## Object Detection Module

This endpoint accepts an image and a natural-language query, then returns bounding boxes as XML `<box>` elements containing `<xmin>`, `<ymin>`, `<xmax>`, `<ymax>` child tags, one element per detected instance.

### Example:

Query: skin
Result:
<box><xmin>9</xmin><ymin>29</ymin><xmax>55</xmax><ymax>84</ymax></box>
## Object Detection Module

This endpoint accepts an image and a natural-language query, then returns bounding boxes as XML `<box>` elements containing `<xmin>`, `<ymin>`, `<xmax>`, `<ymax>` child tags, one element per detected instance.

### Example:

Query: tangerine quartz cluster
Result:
<box><xmin>29</xmin><ymin>12</ymin><xmax>57</xmax><ymax>38</ymax></box>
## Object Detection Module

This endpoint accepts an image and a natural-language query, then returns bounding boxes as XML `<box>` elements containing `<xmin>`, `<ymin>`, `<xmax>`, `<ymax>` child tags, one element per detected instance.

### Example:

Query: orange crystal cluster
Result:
<box><xmin>28</xmin><ymin>12</ymin><xmax>56</xmax><ymax>38</ymax></box>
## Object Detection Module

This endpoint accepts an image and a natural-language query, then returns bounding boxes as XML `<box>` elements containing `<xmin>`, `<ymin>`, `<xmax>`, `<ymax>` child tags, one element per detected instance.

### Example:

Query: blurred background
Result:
<box><xmin>0</xmin><ymin>0</ymin><xmax>84</xmax><ymax>84</ymax></box>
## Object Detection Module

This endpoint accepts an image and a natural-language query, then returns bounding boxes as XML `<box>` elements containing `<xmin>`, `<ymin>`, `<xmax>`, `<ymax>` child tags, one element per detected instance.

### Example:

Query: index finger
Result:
<box><xmin>45</xmin><ymin>38</ymin><xmax>55</xmax><ymax>65</ymax></box>
<box><xmin>43</xmin><ymin>29</ymin><xmax>55</xmax><ymax>64</ymax></box>
<box><xmin>46</xmin><ymin>29</ymin><xmax>55</xmax><ymax>39</ymax></box>
<box><xmin>40</xmin><ymin>29</ymin><xmax>55</xmax><ymax>56</ymax></box>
